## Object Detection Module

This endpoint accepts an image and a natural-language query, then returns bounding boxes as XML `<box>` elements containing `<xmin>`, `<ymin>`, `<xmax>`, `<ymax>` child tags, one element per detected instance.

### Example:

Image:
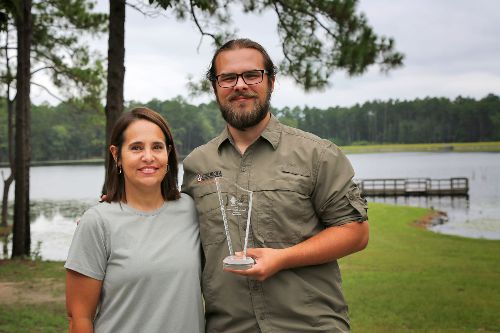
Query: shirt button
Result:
<box><xmin>240</xmin><ymin>167</ymin><xmax>246</xmax><ymax>172</ymax></box>
<box><xmin>259</xmin><ymin>313</ymin><xmax>266</xmax><ymax>320</ymax></box>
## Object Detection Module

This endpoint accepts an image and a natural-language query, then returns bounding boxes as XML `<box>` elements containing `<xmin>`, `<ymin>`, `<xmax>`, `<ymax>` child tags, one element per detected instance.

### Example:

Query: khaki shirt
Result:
<box><xmin>182</xmin><ymin>114</ymin><xmax>367</xmax><ymax>333</ymax></box>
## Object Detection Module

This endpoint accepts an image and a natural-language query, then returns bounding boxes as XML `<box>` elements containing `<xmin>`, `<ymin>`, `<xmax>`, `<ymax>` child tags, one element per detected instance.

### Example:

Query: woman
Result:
<box><xmin>65</xmin><ymin>107</ymin><xmax>204</xmax><ymax>333</ymax></box>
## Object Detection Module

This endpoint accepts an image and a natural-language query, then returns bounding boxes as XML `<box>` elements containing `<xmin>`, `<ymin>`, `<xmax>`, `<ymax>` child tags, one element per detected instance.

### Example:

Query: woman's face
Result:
<box><xmin>112</xmin><ymin>119</ymin><xmax>169</xmax><ymax>194</ymax></box>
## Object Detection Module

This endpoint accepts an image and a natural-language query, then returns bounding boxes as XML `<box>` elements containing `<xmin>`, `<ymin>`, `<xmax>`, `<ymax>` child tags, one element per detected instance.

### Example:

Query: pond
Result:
<box><xmin>1</xmin><ymin>152</ymin><xmax>499</xmax><ymax>260</ymax></box>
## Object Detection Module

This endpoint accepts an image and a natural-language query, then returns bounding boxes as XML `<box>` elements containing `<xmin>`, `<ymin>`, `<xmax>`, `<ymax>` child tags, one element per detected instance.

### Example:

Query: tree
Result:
<box><xmin>101</xmin><ymin>0</ymin><xmax>403</xmax><ymax>190</ymax></box>
<box><xmin>0</xmin><ymin>0</ymin><xmax>107</xmax><ymax>257</ymax></box>
<box><xmin>103</xmin><ymin>0</ymin><xmax>125</xmax><ymax>189</ymax></box>
<box><xmin>0</xmin><ymin>13</ymin><xmax>15</xmax><ymax>230</ymax></box>
<box><xmin>12</xmin><ymin>0</ymin><xmax>32</xmax><ymax>257</ymax></box>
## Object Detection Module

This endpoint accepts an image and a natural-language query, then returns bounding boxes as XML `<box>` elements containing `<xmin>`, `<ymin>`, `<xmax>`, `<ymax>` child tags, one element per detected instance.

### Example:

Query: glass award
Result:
<box><xmin>214</xmin><ymin>177</ymin><xmax>255</xmax><ymax>270</ymax></box>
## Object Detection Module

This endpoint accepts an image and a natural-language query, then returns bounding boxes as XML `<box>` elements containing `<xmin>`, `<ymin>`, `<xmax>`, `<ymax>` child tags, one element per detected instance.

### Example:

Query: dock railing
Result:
<box><xmin>357</xmin><ymin>177</ymin><xmax>469</xmax><ymax>197</ymax></box>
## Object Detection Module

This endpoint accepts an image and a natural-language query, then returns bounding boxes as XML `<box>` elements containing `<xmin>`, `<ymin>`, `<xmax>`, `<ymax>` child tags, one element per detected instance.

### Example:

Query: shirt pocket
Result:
<box><xmin>192</xmin><ymin>185</ymin><xmax>226</xmax><ymax>245</ymax></box>
<box><xmin>254</xmin><ymin>165</ymin><xmax>315</xmax><ymax>246</ymax></box>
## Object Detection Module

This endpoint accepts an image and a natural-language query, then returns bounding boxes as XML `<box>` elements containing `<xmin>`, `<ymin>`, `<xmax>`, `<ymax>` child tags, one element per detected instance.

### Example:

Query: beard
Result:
<box><xmin>217</xmin><ymin>88</ymin><xmax>272</xmax><ymax>131</ymax></box>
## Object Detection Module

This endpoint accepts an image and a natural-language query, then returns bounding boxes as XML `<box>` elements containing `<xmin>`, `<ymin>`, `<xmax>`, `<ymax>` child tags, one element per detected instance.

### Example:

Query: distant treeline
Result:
<box><xmin>0</xmin><ymin>94</ymin><xmax>499</xmax><ymax>162</ymax></box>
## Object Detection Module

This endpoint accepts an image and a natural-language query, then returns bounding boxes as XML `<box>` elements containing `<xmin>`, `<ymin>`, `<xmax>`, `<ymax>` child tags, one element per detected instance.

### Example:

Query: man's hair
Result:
<box><xmin>206</xmin><ymin>38</ymin><xmax>278</xmax><ymax>87</ymax></box>
<box><xmin>105</xmin><ymin>107</ymin><xmax>180</xmax><ymax>203</ymax></box>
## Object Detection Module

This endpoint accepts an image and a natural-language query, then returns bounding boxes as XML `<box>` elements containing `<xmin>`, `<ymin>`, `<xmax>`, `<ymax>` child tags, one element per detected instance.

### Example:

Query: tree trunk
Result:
<box><xmin>1</xmin><ymin>29</ymin><xmax>15</xmax><ymax>229</ymax></box>
<box><xmin>12</xmin><ymin>0</ymin><xmax>32</xmax><ymax>258</ymax></box>
<box><xmin>1</xmin><ymin>111</ymin><xmax>15</xmax><ymax>228</ymax></box>
<box><xmin>1</xmin><ymin>176</ymin><xmax>14</xmax><ymax>228</ymax></box>
<box><xmin>103</xmin><ymin>0</ymin><xmax>125</xmax><ymax>194</ymax></box>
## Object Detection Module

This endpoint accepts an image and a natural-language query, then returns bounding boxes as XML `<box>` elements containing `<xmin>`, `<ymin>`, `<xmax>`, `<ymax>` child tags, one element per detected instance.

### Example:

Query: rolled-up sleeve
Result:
<box><xmin>312</xmin><ymin>143</ymin><xmax>368</xmax><ymax>227</ymax></box>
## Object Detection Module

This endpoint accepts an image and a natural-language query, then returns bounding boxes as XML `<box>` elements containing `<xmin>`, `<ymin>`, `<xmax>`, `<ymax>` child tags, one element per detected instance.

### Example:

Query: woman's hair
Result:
<box><xmin>104</xmin><ymin>107</ymin><xmax>180</xmax><ymax>202</ymax></box>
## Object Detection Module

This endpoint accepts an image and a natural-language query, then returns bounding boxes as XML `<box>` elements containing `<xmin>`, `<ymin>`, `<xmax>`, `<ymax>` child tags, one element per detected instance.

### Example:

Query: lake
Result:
<box><xmin>1</xmin><ymin>152</ymin><xmax>499</xmax><ymax>260</ymax></box>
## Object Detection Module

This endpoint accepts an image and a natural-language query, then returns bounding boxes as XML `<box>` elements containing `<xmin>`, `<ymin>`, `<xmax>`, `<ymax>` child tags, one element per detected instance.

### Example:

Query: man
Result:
<box><xmin>182</xmin><ymin>38</ymin><xmax>369</xmax><ymax>333</ymax></box>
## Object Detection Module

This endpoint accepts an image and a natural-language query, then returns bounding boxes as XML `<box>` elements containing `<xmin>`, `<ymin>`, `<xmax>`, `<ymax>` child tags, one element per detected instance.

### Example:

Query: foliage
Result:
<box><xmin>297</xmin><ymin>94</ymin><xmax>500</xmax><ymax>145</ymax></box>
<box><xmin>129</xmin><ymin>97</ymin><xmax>226</xmax><ymax>155</ymax></box>
<box><xmin>1</xmin><ymin>94</ymin><xmax>498</xmax><ymax>162</ymax></box>
<box><xmin>29</xmin><ymin>102</ymin><xmax>105</xmax><ymax>161</ymax></box>
<box><xmin>0</xmin><ymin>0</ymin><xmax>108</xmax><ymax>104</ymax></box>
<box><xmin>149</xmin><ymin>0</ymin><xmax>403</xmax><ymax>93</ymax></box>
<box><xmin>0</xmin><ymin>1</ymin><xmax>107</xmax><ymax>257</ymax></box>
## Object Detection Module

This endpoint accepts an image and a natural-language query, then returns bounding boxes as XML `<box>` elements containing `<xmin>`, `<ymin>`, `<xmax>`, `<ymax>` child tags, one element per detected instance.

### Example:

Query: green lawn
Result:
<box><xmin>341</xmin><ymin>203</ymin><xmax>500</xmax><ymax>333</ymax></box>
<box><xmin>0</xmin><ymin>260</ymin><xmax>66</xmax><ymax>333</ymax></box>
<box><xmin>341</xmin><ymin>141</ymin><xmax>500</xmax><ymax>154</ymax></box>
<box><xmin>0</xmin><ymin>203</ymin><xmax>499</xmax><ymax>332</ymax></box>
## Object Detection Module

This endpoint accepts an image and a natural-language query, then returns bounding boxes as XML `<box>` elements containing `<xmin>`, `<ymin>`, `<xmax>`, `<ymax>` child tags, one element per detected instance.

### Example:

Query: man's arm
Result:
<box><xmin>226</xmin><ymin>220</ymin><xmax>369</xmax><ymax>281</ymax></box>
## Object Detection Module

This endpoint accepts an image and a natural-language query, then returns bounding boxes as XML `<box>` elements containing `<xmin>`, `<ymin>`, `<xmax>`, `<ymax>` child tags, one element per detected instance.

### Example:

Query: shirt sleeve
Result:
<box><xmin>312</xmin><ymin>142</ymin><xmax>368</xmax><ymax>227</ymax></box>
<box><xmin>64</xmin><ymin>208</ymin><xmax>108</xmax><ymax>280</ymax></box>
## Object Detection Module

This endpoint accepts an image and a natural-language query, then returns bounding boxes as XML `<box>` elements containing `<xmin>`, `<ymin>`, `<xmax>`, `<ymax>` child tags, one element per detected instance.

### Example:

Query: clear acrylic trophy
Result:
<box><xmin>214</xmin><ymin>177</ymin><xmax>255</xmax><ymax>270</ymax></box>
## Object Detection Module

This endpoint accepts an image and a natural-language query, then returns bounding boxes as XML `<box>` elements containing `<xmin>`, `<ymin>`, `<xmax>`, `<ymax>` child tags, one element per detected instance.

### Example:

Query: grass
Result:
<box><xmin>0</xmin><ymin>260</ymin><xmax>65</xmax><ymax>282</ymax></box>
<box><xmin>0</xmin><ymin>204</ymin><xmax>499</xmax><ymax>332</ymax></box>
<box><xmin>0</xmin><ymin>303</ymin><xmax>67</xmax><ymax>333</ymax></box>
<box><xmin>341</xmin><ymin>203</ymin><xmax>500</xmax><ymax>333</ymax></box>
<box><xmin>340</xmin><ymin>141</ymin><xmax>500</xmax><ymax>154</ymax></box>
<box><xmin>0</xmin><ymin>260</ymin><xmax>67</xmax><ymax>333</ymax></box>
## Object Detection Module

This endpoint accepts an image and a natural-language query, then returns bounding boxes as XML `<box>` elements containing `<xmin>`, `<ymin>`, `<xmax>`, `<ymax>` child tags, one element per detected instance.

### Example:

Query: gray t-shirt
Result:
<box><xmin>65</xmin><ymin>194</ymin><xmax>204</xmax><ymax>333</ymax></box>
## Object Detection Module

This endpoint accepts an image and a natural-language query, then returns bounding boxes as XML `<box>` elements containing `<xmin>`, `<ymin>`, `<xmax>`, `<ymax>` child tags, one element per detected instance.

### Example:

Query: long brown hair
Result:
<box><xmin>105</xmin><ymin>107</ymin><xmax>180</xmax><ymax>203</ymax></box>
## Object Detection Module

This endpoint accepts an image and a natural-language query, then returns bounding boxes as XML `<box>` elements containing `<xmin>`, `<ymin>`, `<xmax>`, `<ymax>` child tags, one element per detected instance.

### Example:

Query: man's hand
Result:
<box><xmin>223</xmin><ymin>221</ymin><xmax>369</xmax><ymax>281</ymax></box>
<box><xmin>223</xmin><ymin>248</ymin><xmax>287</xmax><ymax>281</ymax></box>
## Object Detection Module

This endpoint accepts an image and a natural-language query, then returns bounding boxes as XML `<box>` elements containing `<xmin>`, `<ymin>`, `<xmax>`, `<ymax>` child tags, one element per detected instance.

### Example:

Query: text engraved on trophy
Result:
<box><xmin>226</xmin><ymin>195</ymin><xmax>248</xmax><ymax>216</ymax></box>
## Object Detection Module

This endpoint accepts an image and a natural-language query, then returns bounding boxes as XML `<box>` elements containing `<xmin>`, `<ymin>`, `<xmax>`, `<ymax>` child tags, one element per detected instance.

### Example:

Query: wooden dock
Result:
<box><xmin>357</xmin><ymin>177</ymin><xmax>469</xmax><ymax>197</ymax></box>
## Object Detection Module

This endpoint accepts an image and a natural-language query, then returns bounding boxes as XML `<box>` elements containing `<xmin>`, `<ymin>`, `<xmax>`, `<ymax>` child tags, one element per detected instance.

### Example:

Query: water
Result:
<box><xmin>348</xmin><ymin>152</ymin><xmax>500</xmax><ymax>240</ymax></box>
<box><xmin>1</xmin><ymin>152</ymin><xmax>499</xmax><ymax>260</ymax></box>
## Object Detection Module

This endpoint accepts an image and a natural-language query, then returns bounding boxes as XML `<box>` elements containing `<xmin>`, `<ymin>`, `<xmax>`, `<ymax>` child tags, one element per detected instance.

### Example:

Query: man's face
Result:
<box><xmin>214</xmin><ymin>48</ymin><xmax>274</xmax><ymax>130</ymax></box>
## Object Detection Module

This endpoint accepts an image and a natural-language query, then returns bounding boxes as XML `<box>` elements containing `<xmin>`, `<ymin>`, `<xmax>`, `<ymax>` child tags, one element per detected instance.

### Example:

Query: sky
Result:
<box><xmin>30</xmin><ymin>0</ymin><xmax>500</xmax><ymax>109</ymax></box>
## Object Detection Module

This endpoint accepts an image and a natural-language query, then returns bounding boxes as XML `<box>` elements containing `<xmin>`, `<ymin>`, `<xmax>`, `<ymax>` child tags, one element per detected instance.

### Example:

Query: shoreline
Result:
<box><xmin>1</xmin><ymin>142</ymin><xmax>499</xmax><ymax>167</ymax></box>
<box><xmin>413</xmin><ymin>210</ymin><xmax>449</xmax><ymax>229</ymax></box>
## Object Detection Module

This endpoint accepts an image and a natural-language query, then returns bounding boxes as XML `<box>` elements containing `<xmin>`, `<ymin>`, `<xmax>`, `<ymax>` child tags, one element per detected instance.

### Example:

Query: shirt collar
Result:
<box><xmin>260</xmin><ymin>113</ymin><xmax>281</xmax><ymax>150</ymax></box>
<box><xmin>216</xmin><ymin>113</ymin><xmax>282</xmax><ymax>153</ymax></box>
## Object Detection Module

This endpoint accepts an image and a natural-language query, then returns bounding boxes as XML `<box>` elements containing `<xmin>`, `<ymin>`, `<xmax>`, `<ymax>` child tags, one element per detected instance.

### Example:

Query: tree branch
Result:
<box><xmin>30</xmin><ymin>81</ymin><xmax>65</xmax><ymax>103</ymax></box>
<box><xmin>126</xmin><ymin>1</ymin><xmax>167</xmax><ymax>18</ymax></box>
<box><xmin>271</xmin><ymin>2</ymin><xmax>301</xmax><ymax>82</ymax></box>
<box><xmin>126</xmin><ymin>1</ymin><xmax>149</xmax><ymax>16</ymax></box>
<box><xmin>302</xmin><ymin>0</ymin><xmax>338</xmax><ymax>38</ymax></box>
<box><xmin>31</xmin><ymin>65</ymin><xmax>54</xmax><ymax>76</ymax></box>
<box><xmin>189</xmin><ymin>0</ymin><xmax>217</xmax><ymax>52</ymax></box>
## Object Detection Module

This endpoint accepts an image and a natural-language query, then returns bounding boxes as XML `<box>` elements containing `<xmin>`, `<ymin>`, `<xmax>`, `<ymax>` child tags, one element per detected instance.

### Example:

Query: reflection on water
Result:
<box><xmin>1</xmin><ymin>152</ymin><xmax>499</xmax><ymax>260</ymax></box>
<box><xmin>1</xmin><ymin>199</ymin><xmax>96</xmax><ymax>260</ymax></box>
<box><xmin>369</xmin><ymin>195</ymin><xmax>500</xmax><ymax>240</ymax></box>
<box><xmin>349</xmin><ymin>152</ymin><xmax>500</xmax><ymax>240</ymax></box>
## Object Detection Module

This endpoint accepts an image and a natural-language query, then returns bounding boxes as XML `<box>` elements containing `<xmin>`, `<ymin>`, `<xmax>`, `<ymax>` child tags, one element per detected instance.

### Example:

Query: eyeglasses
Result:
<box><xmin>215</xmin><ymin>70</ymin><xmax>269</xmax><ymax>88</ymax></box>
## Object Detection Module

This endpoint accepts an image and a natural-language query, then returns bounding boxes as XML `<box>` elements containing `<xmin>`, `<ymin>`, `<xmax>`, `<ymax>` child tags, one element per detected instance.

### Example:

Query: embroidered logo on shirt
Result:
<box><xmin>196</xmin><ymin>170</ymin><xmax>222</xmax><ymax>182</ymax></box>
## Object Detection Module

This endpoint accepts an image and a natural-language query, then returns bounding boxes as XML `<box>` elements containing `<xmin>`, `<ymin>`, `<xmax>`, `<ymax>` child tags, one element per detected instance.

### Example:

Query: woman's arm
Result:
<box><xmin>66</xmin><ymin>269</ymin><xmax>103</xmax><ymax>333</ymax></box>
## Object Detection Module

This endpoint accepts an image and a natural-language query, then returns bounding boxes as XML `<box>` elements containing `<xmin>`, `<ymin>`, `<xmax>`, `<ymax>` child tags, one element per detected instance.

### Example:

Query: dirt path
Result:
<box><xmin>0</xmin><ymin>278</ymin><xmax>65</xmax><ymax>304</ymax></box>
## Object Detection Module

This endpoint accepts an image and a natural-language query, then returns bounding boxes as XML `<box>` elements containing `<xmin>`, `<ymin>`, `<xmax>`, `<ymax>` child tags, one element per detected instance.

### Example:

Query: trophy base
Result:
<box><xmin>223</xmin><ymin>255</ymin><xmax>255</xmax><ymax>270</ymax></box>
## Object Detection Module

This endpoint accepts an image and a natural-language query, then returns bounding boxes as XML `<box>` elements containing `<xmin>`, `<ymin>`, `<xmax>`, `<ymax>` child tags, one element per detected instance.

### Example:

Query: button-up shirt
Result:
<box><xmin>182</xmin><ymin>114</ymin><xmax>367</xmax><ymax>333</ymax></box>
